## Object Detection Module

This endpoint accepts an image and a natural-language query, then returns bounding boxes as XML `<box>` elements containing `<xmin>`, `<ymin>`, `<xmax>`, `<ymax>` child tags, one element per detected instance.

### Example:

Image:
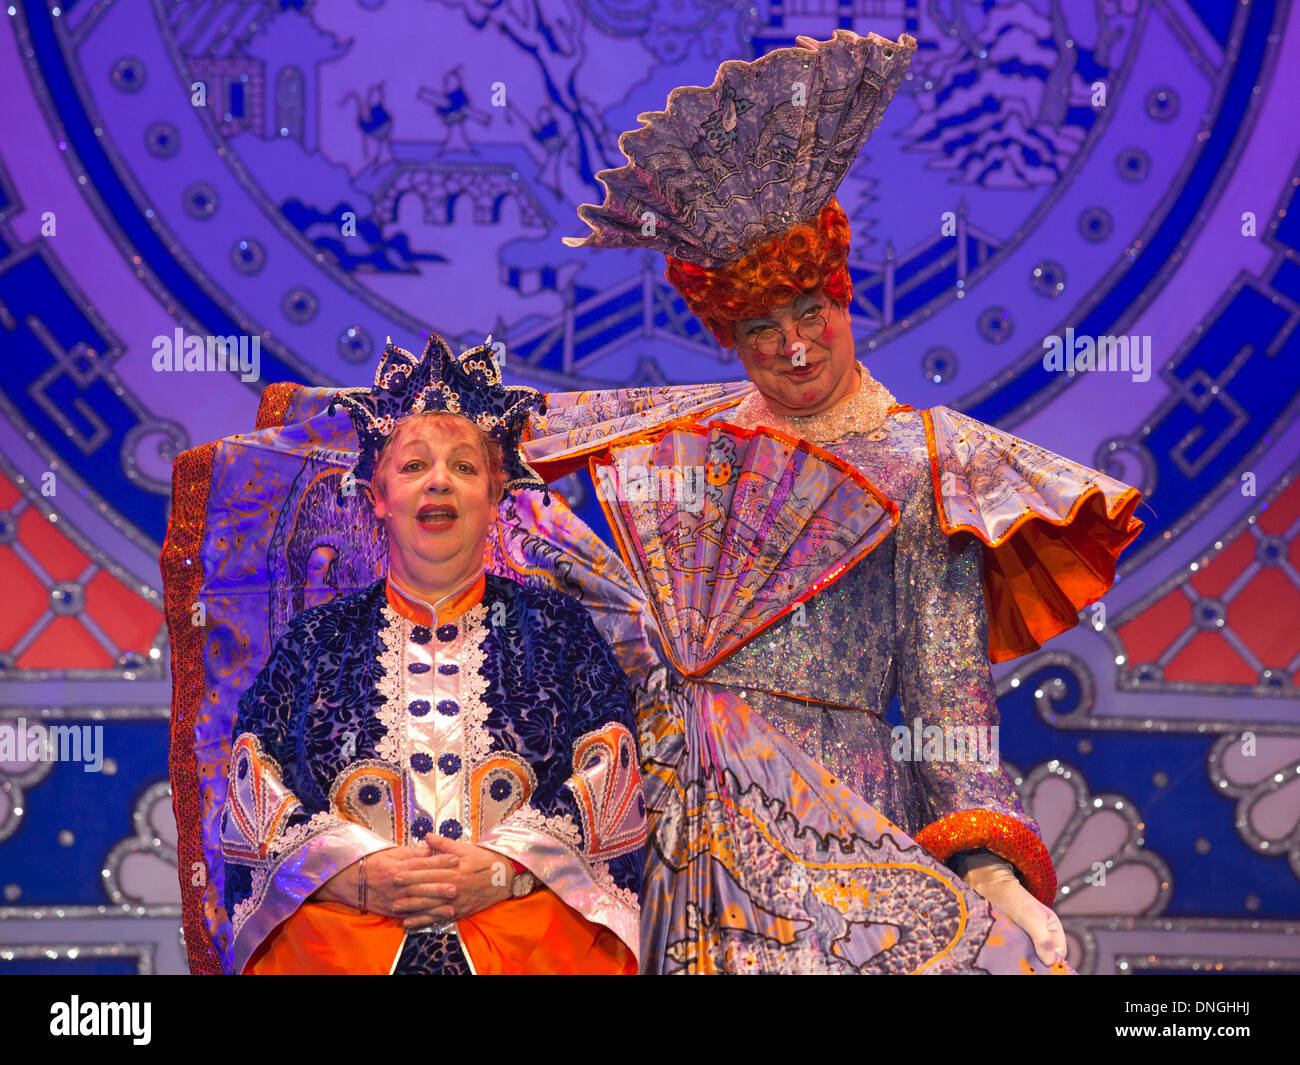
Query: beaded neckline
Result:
<box><xmin>722</xmin><ymin>363</ymin><xmax>901</xmax><ymax>445</ymax></box>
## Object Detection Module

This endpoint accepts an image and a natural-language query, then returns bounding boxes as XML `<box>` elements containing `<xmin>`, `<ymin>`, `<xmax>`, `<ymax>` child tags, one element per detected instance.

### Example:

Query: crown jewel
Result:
<box><xmin>329</xmin><ymin>333</ymin><xmax>547</xmax><ymax>501</ymax></box>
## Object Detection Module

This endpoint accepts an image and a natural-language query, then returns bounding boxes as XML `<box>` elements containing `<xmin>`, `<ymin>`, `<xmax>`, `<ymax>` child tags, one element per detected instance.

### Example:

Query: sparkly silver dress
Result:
<box><xmin>521</xmin><ymin>359</ymin><xmax>1143</xmax><ymax>972</ymax></box>
<box><xmin>708</xmin><ymin>365</ymin><xmax>1029</xmax><ymax>840</ymax></box>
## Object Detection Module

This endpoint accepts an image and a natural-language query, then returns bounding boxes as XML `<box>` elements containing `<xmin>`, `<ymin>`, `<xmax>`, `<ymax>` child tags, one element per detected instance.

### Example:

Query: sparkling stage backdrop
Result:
<box><xmin>0</xmin><ymin>0</ymin><xmax>1298</xmax><ymax>975</ymax></box>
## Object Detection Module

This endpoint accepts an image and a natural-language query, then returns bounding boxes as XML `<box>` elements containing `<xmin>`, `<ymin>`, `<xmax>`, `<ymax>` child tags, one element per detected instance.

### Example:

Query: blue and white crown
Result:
<box><xmin>329</xmin><ymin>332</ymin><xmax>547</xmax><ymax>501</ymax></box>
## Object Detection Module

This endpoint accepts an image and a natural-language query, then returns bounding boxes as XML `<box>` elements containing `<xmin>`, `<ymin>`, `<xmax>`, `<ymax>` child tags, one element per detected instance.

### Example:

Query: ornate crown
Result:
<box><xmin>329</xmin><ymin>333</ymin><xmax>548</xmax><ymax>501</ymax></box>
<box><xmin>562</xmin><ymin>29</ymin><xmax>917</xmax><ymax>268</ymax></box>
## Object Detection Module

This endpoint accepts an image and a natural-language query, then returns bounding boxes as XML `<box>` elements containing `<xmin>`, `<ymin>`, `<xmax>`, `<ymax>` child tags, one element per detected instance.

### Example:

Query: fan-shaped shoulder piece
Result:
<box><xmin>921</xmin><ymin>406</ymin><xmax>1145</xmax><ymax>663</ymax></box>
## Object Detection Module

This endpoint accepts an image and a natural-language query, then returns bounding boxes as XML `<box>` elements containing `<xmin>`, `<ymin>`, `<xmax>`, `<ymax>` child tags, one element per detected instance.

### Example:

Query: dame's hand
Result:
<box><xmin>391</xmin><ymin>835</ymin><xmax>514</xmax><ymax>929</ymax></box>
<box><xmin>963</xmin><ymin>855</ymin><xmax>1067</xmax><ymax>967</ymax></box>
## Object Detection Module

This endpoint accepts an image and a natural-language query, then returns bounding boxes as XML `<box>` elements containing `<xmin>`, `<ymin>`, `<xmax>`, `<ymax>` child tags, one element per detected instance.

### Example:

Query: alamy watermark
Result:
<box><xmin>50</xmin><ymin>996</ymin><xmax>150</xmax><ymax>1045</ymax></box>
<box><xmin>0</xmin><ymin>717</ymin><xmax>104</xmax><ymax>772</ymax></box>
<box><xmin>1042</xmin><ymin>328</ymin><xmax>1150</xmax><ymax>383</ymax></box>
<box><xmin>593</xmin><ymin>457</ymin><xmax>706</xmax><ymax>512</ymax></box>
<box><xmin>890</xmin><ymin>716</ymin><xmax>999</xmax><ymax>768</ymax></box>
<box><xmin>151</xmin><ymin>328</ymin><xmax>261</xmax><ymax>382</ymax></box>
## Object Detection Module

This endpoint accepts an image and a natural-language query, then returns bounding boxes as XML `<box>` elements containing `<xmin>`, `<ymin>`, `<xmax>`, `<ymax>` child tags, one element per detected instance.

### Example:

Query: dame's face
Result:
<box><xmin>372</xmin><ymin>417</ymin><xmax>496</xmax><ymax>581</ymax></box>
<box><xmin>732</xmin><ymin>289</ymin><xmax>857</xmax><ymax>416</ymax></box>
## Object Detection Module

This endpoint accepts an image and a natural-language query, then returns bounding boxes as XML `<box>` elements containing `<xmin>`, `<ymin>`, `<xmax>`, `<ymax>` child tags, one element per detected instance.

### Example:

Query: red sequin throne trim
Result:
<box><xmin>255</xmin><ymin>381</ymin><xmax>301</xmax><ymax>430</ymax></box>
<box><xmin>162</xmin><ymin>442</ymin><xmax>223</xmax><ymax>974</ymax></box>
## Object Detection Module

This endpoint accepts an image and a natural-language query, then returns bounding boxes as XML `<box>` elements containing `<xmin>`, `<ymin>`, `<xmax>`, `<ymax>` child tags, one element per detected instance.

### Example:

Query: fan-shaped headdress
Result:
<box><xmin>562</xmin><ymin>29</ymin><xmax>917</xmax><ymax>269</ymax></box>
<box><xmin>329</xmin><ymin>332</ymin><xmax>547</xmax><ymax>501</ymax></box>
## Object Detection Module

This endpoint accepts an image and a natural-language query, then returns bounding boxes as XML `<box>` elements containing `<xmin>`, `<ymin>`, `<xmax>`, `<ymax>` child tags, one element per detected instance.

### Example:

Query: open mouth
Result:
<box><xmin>416</xmin><ymin>504</ymin><xmax>458</xmax><ymax>529</ymax></box>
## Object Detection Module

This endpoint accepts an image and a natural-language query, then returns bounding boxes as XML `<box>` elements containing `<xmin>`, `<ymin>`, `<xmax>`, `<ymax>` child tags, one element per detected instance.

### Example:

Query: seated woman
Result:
<box><xmin>219</xmin><ymin>339</ymin><xmax>646</xmax><ymax>974</ymax></box>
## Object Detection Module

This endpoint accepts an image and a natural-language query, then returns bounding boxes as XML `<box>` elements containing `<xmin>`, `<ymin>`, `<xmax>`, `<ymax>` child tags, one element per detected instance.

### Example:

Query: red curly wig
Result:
<box><xmin>664</xmin><ymin>196</ymin><xmax>854</xmax><ymax>350</ymax></box>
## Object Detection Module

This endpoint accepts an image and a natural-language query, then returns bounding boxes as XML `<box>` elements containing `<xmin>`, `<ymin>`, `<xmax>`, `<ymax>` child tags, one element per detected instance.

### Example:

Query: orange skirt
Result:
<box><xmin>245</xmin><ymin>890</ymin><xmax>636</xmax><ymax>975</ymax></box>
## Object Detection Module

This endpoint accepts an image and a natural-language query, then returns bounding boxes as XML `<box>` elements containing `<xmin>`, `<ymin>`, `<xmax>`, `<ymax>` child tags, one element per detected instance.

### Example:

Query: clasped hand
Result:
<box><xmin>319</xmin><ymin>836</ymin><xmax>514</xmax><ymax>929</ymax></box>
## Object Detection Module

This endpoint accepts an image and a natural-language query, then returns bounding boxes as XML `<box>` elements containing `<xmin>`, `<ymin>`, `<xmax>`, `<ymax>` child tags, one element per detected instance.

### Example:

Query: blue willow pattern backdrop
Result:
<box><xmin>0</xmin><ymin>0</ymin><xmax>1297</xmax><ymax>973</ymax></box>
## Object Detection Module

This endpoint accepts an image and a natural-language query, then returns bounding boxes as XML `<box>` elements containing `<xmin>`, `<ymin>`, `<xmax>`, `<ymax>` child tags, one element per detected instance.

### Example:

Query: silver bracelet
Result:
<box><xmin>358</xmin><ymin>855</ymin><xmax>368</xmax><ymax>913</ymax></box>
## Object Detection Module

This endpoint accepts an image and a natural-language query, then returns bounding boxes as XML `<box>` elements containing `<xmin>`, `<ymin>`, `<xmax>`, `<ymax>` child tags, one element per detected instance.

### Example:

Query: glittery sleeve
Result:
<box><xmin>220</xmin><ymin>620</ymin><xmax>394</xmax><ymax>974</ymax></box>
<box><xmin>894</xmin><ymin>475</ymin><xmax>1057</xmax><ymax>903</ymax></box>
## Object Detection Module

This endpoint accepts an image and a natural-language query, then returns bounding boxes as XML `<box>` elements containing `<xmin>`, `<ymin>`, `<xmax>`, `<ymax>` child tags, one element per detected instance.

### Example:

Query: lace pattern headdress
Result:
<box><xmin>562</xmin><ymin>29</ymin><xmax>917</xmax><ymax>268</ymax></box>
<box><xmin>329</xmin><ymin>333</ymin><xmax>547</xmax><ymax>501</ymax></box>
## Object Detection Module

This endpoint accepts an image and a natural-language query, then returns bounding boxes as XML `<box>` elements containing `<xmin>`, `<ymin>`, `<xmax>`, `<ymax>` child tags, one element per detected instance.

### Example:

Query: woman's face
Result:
<box><xmin>372</xmin><ymin>417</ymin><xmax>496</xmax><ymax>586</ymax></box>
<box><xmin>732</xmin><ymin>289</ymin><xmax>857</xmax><ymax>416</ymax></box>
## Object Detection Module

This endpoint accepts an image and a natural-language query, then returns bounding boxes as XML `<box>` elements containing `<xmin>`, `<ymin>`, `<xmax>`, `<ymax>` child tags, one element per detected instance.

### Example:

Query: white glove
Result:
<box><xmin>961</xmin><ymin>852</ymin><xmax>1067</xmax><ymax>967</ymax></box>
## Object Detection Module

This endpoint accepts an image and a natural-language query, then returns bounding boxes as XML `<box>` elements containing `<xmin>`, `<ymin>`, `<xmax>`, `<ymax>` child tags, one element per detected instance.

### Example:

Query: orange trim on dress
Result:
<box><xmin>459</xmin><ymin>889</ymin><xmax>637</xmax><ymax>975</ymax></box>
<box><xmin>255</xmin><ymin>381</ymin><xmax>303</xmax><ymax>431</ymax></box>
<box><xmin>384</xmin><ymin>571</ymin><xmax>486</xmax><ymax>626</ymax></box>
<box><xmin>245</xmin><ymin>902</ymin><xmax>407</xmax><ymax>974</ymax></box>
<box><xmin>919</xmin><ymin>408</ymin><xmax>1145</xmax><ymax>550</ymax></box>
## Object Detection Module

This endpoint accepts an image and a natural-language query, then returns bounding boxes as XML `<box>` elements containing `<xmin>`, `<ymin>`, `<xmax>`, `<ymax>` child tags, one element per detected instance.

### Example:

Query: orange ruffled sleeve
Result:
<box><xmin>921</xmin><ymin>406</ymin><xmax>1144</xmax><ymax>664</ymax></box>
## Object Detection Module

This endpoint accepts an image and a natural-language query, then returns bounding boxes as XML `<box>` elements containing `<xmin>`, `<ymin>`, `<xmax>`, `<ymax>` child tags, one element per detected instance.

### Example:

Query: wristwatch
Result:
<box><xmin>510</xmin><ymin>861</ymin><xmax>537</xmax><ymax>898</ymax></box>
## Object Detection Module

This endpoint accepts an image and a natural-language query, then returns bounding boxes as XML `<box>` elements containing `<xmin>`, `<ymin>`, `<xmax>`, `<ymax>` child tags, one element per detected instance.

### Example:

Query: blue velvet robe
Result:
<box><xmin>220</xmin><ymin>573</ymin><xmax>646</xmax><ymax>974</ymax></box>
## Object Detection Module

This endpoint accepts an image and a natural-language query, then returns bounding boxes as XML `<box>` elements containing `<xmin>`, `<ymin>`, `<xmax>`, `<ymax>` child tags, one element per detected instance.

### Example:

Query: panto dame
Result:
<box><xmin>516</xmin><ymin>28</ymin><xmax>1146</xmax><ymax>973</ymax></box>
<box><xmin>217</xmin><ymin>342</ymin><xmax>646</xmax><ymax>974</ymax></box>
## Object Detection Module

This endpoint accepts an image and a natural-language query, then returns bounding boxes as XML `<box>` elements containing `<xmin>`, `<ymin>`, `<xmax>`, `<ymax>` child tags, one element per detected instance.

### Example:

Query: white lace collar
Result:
<box><xmin>721</xmin><ymin>363</ymin><xmax>900</xmax><ymax>444</ymax></box>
